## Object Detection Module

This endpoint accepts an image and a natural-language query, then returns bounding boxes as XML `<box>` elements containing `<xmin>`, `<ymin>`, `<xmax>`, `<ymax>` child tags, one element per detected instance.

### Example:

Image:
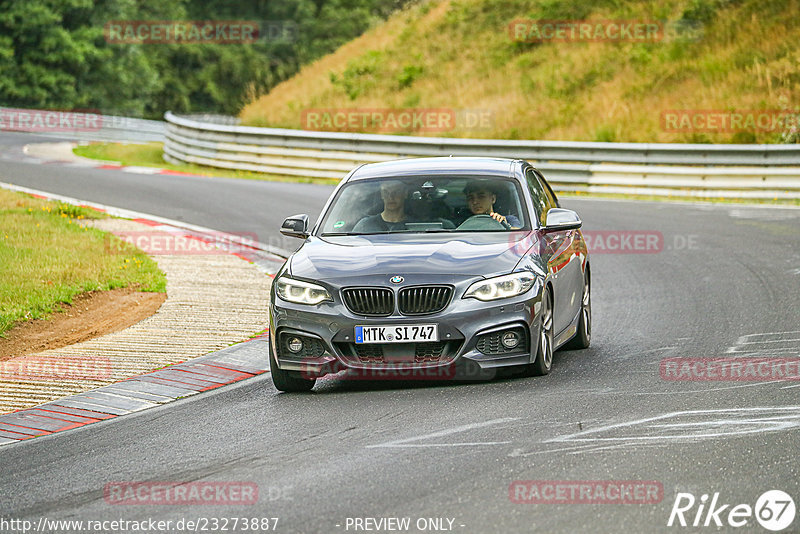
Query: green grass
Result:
<box><xmin>74</xmin><ymin>142</ymin><xmax>166</xmax><ymax>167</ymax></box>
<box><xmin>74</xmin><ymin>142</ymin><xmax>798</xmax><ymax>206</ymax></box>
<box><xmin>0</xmin><ymin>189</ymin><xmax>167</xmax><ymax>336</ymax></box>
<box><xmin>73</xmin><ymin>142</ymin><xmax>341</xmax><ymax>185</ymax></box>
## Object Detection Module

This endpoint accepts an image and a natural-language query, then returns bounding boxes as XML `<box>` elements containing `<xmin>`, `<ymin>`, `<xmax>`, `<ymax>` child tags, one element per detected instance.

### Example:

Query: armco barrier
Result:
<box><xmin>163</xmin><ymin>112</ymin><xmax>800</xmax><ymax>199</ymax></box>
<box><xmin>0</xmin><ymin>108</ymin><xmax>165</xmax><ymax>143</ymax></box>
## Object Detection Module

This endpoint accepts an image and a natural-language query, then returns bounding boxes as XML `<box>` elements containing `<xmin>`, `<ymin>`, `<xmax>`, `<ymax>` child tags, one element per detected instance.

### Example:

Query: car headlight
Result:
<box><xmin>275</xmin><ymin>276</ymin><xmax>331</xmax><ymax>305</ymax></box>
<box><xmin>463</xmin><ymin>272</ymin><xmax>537</xmax><ymax>301</ymax></box>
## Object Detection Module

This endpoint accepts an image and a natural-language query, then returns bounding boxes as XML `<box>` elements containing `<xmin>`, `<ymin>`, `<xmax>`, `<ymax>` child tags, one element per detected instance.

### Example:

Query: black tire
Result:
<box><xmin>563</xmin><ymin>269</ymin><xmax>591</xmax><ymax>350</ymax></box>
<box><xmin>269</xmin><ymin>346</ymin><xmax>316</xmax><ymax>392</ymax></box>
<box><xmin>526</xmin><ymin>288</ymin><xmax>554</xmax><ymax>376</ymax></box>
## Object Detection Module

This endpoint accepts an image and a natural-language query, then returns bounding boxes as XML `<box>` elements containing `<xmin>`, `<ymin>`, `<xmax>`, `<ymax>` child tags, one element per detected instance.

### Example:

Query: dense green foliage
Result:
<box><xmin>0</xmin><ymin>0</ymin><xmax>407</xmax><ymax>117</ymax></box>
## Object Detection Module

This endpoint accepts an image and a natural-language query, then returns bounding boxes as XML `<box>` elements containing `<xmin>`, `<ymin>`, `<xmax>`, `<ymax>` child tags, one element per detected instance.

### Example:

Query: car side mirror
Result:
<box><xmin>543</xmin><ymin>208</ymin><xmax>582</xmax><ymax>233</ymax></box>
<box><xmin>280</xmin><ymin>214</ymin><xmax>310</xmax><ymax>238</ymax></box>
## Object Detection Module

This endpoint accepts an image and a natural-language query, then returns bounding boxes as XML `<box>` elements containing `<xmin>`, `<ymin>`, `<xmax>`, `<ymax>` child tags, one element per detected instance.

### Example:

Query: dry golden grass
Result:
<box><xmin>241</xmin><ymin>0</ymin><xmax>800</xmax><ymax>143</ymax></box>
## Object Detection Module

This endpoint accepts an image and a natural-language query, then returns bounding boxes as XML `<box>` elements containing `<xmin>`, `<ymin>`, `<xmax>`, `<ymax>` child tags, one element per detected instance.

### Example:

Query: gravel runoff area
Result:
<box><xmin>23</xmin><ymin>141</ymin><xmax>101</xmax><ymax>165</ymax></box>
<box><xmin>0</xmin><ymin>218</ymin><xmax>271</xmax><ymax>414</ymax></box>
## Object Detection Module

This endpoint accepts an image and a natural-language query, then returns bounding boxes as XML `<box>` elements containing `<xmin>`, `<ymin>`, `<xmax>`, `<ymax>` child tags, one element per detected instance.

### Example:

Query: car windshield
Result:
<box><xmin>319</xmin><ymin>175</ymin><xmax>530</xmax><ymax>235</ymax></box>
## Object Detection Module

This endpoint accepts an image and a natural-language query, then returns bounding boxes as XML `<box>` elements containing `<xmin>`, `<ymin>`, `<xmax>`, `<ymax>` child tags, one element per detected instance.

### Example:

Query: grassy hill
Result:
<box><xmin>239</xmin><ymin>0</ymin><xmax>799</xmax><ymax>144</ymax></box>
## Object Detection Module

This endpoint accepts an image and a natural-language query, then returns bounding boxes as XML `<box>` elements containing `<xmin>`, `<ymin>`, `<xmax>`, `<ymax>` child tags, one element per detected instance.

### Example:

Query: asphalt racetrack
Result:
<box><xmin>1</xmin><ymin>132</ymin><xmax>799</xmax><ymax>533</ymax></box>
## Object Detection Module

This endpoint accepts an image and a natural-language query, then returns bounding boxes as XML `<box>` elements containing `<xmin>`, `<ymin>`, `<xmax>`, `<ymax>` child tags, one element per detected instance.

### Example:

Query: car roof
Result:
<box><xmin>347</xmin><ymin>157</ymin><xmax>522</xmax><ymax>181</ymax></box>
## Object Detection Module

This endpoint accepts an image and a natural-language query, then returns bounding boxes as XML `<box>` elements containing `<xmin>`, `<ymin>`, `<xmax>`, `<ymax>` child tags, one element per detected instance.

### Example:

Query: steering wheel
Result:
<box><xmin>456</xmin><ymin>214</ymin><xmax>509</xmax><ymax>231</ymax></box>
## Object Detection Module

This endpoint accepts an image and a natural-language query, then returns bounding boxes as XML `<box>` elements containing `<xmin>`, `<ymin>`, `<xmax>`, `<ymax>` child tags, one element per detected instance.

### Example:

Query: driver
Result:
<box><xmin>352</xmin><ymin>180</ymin><xmax>408</xmax><ymax>232</ymax></box>
<box><xmin>463</xmin><ymin>180</ymin><xmax>521</xmax><ymax>228</ymax></box>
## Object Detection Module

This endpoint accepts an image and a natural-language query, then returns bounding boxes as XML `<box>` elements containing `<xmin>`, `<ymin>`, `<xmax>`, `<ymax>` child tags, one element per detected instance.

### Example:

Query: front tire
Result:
<box><xmin>269</xmin><ymin>345</ymin><xmax>316</xmax><ymax>392</ymax></box>
<box><xmin>563</xmin><ymin>269</ymin><xmax>591</xmax><ymax>350</ymax></box>
<box><xmin>527</xmin><ymin>288</ymin><xmax>554</xmax><ymax>376</ymax></box>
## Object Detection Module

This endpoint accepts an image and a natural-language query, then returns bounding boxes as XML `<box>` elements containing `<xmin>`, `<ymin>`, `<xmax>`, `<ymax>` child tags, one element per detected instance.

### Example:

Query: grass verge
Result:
<box><xmin>74</xmin><ymin>142</ymin><xmax>799</xmax><ymax>206</ymax></box>
<box><xmin>73</xmin><ymin>142</ymin><xmax>341</xmax><ymax>185</ymax></box>
<box><xmin>0</xmin><ymin>189</ymin><xmax>167</xmax><ymax>336</ymax></box>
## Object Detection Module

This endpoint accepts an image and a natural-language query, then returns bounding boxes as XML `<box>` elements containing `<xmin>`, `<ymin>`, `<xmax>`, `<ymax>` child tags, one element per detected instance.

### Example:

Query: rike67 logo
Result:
<box><xmin>668</xmin><ymin>490</ymin><xmax>796</xmax><ymax>531</ymax></box>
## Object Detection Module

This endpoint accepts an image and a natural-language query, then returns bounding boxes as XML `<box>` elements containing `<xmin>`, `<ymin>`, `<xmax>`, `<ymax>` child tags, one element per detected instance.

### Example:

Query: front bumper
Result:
<box><xmin>269</xmin><ymin>281</ymin><xmax>544</xmax><ymax>380</ymax></box>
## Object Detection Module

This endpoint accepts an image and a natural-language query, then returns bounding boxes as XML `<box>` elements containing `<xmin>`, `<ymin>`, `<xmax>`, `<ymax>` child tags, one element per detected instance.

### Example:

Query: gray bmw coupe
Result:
<box><xmin>269</xmin><ymin>157</ymin><xmax>591</xmax><ymax>392</ymax></box>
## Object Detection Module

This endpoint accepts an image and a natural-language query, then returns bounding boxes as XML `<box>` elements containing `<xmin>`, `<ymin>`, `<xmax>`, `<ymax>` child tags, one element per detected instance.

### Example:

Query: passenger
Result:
<box><xmin>352</xmin><ymin>181</ymin><xmax>408</xmax><ymax>232</ymax></box>
<box><xmin>463</xmin><ymin>180</ymin><xmax>521</xmax><ymax>228</ymax></box>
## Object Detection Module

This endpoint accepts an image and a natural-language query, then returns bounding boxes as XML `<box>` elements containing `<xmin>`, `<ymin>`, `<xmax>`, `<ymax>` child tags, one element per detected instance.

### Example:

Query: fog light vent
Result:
<box><xmin>476</xmin><ymin>326</ymin><xmax>528</xmax><ymax>355</ymax></box>
<box><xmin>278</xmin><ymin>333</ymin><xmax>326</xmax><ymax>359</ymax></box>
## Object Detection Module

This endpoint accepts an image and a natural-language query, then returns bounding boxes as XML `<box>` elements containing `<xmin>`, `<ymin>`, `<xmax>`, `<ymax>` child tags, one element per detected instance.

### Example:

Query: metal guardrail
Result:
<box><xmin>164</xmin><ymin>111</ymin><xmax>800</xmax><ymax>199</ymax></box>
<box><xmin>91</xmin><ymin>114</ymin><xmax>165</xmax><ymax>143</ymax></box>
<box><xmin>0</xmin><ymin>108</ymin><xmax>165</xmax><ymax>143</ymax></box>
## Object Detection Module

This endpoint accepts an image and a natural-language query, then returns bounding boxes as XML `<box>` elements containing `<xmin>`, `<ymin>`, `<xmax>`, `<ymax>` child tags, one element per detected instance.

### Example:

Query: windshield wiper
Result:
<box><xmin>321</xmin><ymin>231</ymin><xmax>391</xmax><ymax>236</ymax></box>
<box><xmin>322</xmin><ymin>229</ymin><xmax>455</xmax><ymax>236</ymax></box>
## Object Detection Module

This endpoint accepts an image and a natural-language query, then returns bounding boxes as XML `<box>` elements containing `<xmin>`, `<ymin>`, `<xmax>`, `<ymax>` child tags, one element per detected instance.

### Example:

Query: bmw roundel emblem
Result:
<box><xmin>390</xmin><ymin>276</ymin><xmax>404</xmax><ymax>284</ymax></box>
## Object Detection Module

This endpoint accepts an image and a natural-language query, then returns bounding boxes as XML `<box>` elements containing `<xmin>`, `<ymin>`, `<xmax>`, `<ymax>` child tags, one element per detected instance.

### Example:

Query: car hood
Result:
<box><xmin>288</xmin><ymin>232</ymin><xmax>535</xmax><ymax>282</ymax></box>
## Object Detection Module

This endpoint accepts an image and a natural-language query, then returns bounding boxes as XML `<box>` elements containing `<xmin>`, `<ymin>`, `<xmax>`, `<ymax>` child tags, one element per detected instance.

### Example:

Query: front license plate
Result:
<box><xmin>355</xmin><ymin>324</ymin><xmax>439</xmax><ymax>344</ymax></box>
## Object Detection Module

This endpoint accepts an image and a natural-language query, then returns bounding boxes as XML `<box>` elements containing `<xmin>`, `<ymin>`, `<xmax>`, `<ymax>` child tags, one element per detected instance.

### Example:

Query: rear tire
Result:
<box><xmin>269</xmin><ymin>346</ymin><xmax>316</xmax><ymax>392</ymax></box>
<box><xmin>526</xmin><ymin>288</ymin><xmax>554</xmax><ymax>376</ymax></box>
<box><xmin>563</xmin><ymin>269</ymin><xmax>591</xmax><ymax>350</ymax></box>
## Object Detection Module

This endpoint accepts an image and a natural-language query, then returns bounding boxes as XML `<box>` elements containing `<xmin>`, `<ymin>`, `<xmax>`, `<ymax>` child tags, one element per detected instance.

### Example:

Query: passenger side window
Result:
<box><xmin>525</xmin><ymin>167</ymin><xmax>548</xmax><ymax>226</ymax></box>
<box><xmin>539</xmin><ymin>172</ymin><xmax>559</xmax><ymax>211</ymax></box>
